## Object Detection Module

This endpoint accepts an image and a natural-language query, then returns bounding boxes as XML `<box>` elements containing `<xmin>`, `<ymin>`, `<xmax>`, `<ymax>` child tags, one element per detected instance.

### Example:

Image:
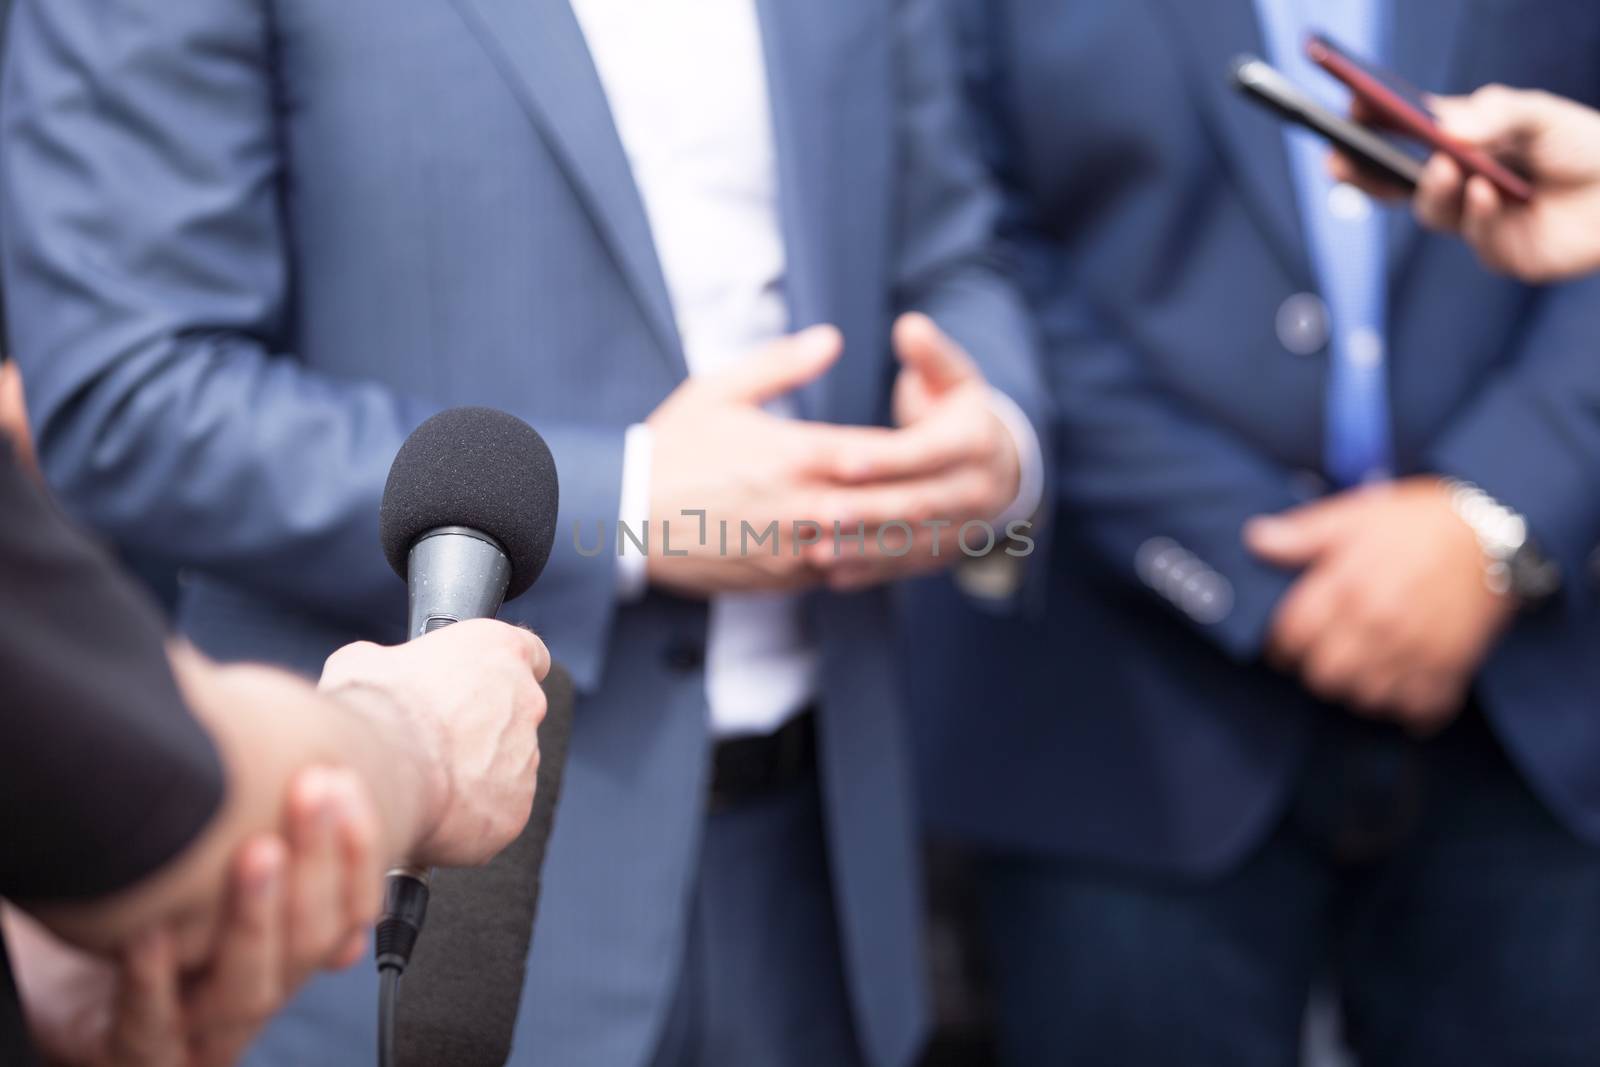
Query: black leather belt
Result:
<box><xmin>709</xmin><ymin>708</ymin><xmax>818</xmax><ymax>811</ymax></box>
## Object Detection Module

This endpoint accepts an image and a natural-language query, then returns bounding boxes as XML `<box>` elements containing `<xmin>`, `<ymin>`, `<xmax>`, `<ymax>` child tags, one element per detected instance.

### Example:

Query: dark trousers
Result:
<box><xmin>649</xmin><ymin>777</ymin><xmax>866</xmax><ymax>1067</ymax></box>
<box><xmin>976</xmin><ymin>709</ymin><xmax>1600</xmax><ymax>1067</ymax></box>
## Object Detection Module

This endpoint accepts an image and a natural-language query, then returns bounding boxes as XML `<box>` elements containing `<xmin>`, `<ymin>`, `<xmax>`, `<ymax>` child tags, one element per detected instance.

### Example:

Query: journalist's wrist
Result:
<box><xmin>320</xmin><ymin>683</ymin><xmax>449</xmax><ymax>862</ymax></box>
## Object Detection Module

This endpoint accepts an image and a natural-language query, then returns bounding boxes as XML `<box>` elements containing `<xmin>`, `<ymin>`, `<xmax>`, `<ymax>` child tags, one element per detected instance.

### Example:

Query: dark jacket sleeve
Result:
<box><xmin>0</xmin><ymin>442</ymin><xmax>224</xmax><ymax>902</ymax></box>
<box><xmin>890</xmin><ymin>0</ymin><xmax>1053</xmax><ymax>603</ymax></box>
<box><xmin>948</xmin><ymin>0</ymin><xmax>1300</xmax><ymax>657</ymax></box>
<box><xmin>1033</xmin><ymin>286</ymin><xmax>1305</xmax><ymax>659</ymax></box>
<box><xmin>1426</xmin><ymin>274</ymin><xmax>1600</xmax><ymax>617</ymax></box>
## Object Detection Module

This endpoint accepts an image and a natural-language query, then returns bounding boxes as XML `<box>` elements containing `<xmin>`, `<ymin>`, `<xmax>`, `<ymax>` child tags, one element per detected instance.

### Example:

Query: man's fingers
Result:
<box><xmin>1413</xmin><ymin>153</ymin><xmax>1468</xmax><ymax>233</ymax></box>
<box><xmin>185</xmin><ymin>836</ymin><xmax>286</xmax><ymax>1066</ymax></box>
<box><xmin>1348</xmin><ymin>663</ymin><xmax>1408</xmax><ymax>715</ymax></box>
<box><xmin>0</xmin><ymin>362</ymin><xmax>37</xmax><ymax>473</ymax></box>
<box><xmin>328</xmin><ymin>929</ymin><xmax>370</xmax><ymax>971</ymax></box>
<box><xmin>892</xmin><ymin>312</ymin><xmax>978</xmax><ymax>395</ymax></box>
<box><xmin>1461</xmin><ymin>173</ymin><xmax>1507</xmax><ymax>232</ymax></box>
<box><xmin>816</xmin><ymin>464</ymin><xmax>996</xmax><ymax>534</ymax></box>
<box><xmin>1266</xmin><ymin>561</ymin><xmax>1350</xmax><ymax>669</ymax></box>
<box><xmin>105</xmin><ymin>931</ymin><xmax>185</xmax><ymax>1067</ymax></box>
<box><xmin>1245</xmin><ymin>494</ymin><xmax>1363</xmax><ymax>569</ymax></box>
<box><xmin>817</xmin><ymin>528</ymin><xmax>953</xmax><ymax>592</ymax></box>
<box><xmin>1426</xmin><ymin>93</ymin><xmax>1474</xmax><ymax>133</ymax></box>
<box><xmin>1458</xmin><ymin>174</ymin><xmax>1525</xmax><ymax>276</ymax></box>
<box><xmin>509</xmin><ymin>624</ymin><xmax>552</xmax><ymax>683</ymax></box>
<box><xmin>822</xmin><ymin>398</ymin><xmax>992</xmax><ymax>484</ymax></box>
<box><xmin>329</xmin><ymin>772</ymin><xmax>382</xmax><ymax>946</ymax></box>
<box><xmin>1300</xmin><ymin>626</ymin><xmax>1372</xmax><ymax>707</ymax></box>
<box><xmin>1392</xmin><ymin>673</ymin><xmax>1467</xmax><ymax>737</ymax></box>
<box><xmin>284</xmin><ymin>769</ymin><xmax>346</xmax><ymax>981</ymax></box>
<box><xmin>711</xmin><ymin>324</ymin><xmax>843</xmax><ymax>405</ymax></box>
<box><xmin>1435</xmin><ymin>85</ymin><xmax>1544</xmax><ymax>152</ymax></box>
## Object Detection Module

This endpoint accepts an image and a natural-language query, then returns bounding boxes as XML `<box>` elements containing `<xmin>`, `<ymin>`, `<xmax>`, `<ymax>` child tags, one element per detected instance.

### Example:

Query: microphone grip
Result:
<box><xmin>382</xmin><ymin>526</ymin><xmax>510</xmax><ymax>963</ymax></box>
<box><xmin>375</xmin><ymin>868</ymin><xmax>432</xmax><ymax>974</ymax></box>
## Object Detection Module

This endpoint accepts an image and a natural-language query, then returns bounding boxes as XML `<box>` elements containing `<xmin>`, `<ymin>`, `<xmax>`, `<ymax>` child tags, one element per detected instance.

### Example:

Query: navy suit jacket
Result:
<box><xmin>904</xmin><ymin>0</ymin><xmax>1600</xmax><ymax>877</ymax></box>
<box><xmin>0</xmin><ymin>0</ymin><xmax>1043</xmax><ymax>1064</ymax></box>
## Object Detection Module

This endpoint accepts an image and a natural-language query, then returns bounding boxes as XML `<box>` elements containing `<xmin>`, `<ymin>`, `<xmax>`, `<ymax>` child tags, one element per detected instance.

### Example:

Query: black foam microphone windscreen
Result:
<box><xmin>395</xmin><ymin>664</ymin><xmax>576</xmax><ymax>1066</ymax></box>
<box><xmin>379</xmin><ymin>406</ymin><xmax>560</xmax><ymax>601</ymax></box>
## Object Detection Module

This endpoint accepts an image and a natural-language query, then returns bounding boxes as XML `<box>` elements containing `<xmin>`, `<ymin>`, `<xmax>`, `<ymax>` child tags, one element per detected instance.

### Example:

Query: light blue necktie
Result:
<box><xmin>1257</xmin><ymin>0</ymin><xmax>1395</xmax><ymax>486</ymax></box>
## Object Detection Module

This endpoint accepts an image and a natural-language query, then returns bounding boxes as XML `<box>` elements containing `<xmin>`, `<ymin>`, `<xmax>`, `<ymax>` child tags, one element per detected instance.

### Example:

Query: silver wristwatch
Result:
<box><xmin>1442</xmin><ymin>478</ymin><xmax>1561</xmax><ymax>607</ymax></box>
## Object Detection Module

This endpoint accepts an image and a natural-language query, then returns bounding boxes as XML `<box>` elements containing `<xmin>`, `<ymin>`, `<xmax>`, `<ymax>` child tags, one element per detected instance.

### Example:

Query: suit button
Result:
<box><xmin>1136</xmin><ymin>537</ymin><xmax>1181</xmax><ymax>588</ymax></box>
<box><xmin>1277</xmin><ymin>293</ymin><xmax>1329</xmax><ymax>355</ymax></box>
<box><xmin>664</xmin><ymin>640</ymin><xmax>705</xmax><ymax>672</ymax></box>
<box><xmin>1182</xmin><ymin>572</ymin><xmax>1234</xmax><ymax>624</ymax></box>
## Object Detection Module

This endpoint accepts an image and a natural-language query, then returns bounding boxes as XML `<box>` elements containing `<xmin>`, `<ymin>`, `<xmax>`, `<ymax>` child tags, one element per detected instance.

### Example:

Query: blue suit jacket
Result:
<box><xmin>904</xmin><ymin>0</ymin><xmax>1600</xmax><ymax>877</ymax></box>
<box><xmin>0</xmin><ymin>1</ymin><xmax>1043</xmax><ymax>1064</ymax></box>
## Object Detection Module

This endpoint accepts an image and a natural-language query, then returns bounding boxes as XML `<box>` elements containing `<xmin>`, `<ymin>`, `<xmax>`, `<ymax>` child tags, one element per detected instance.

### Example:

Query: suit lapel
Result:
<box><xmin>756</xmin><ymin>0</ymin><xmax>829</xmax><ymax>342</ymax></box>
<box><xmin>1387</xmin><ymin>0</ymin><xmax>1471</xmax><ymax>279</ymax></box>
<box><xmin>450</xmin><ymin>0</ymin><xmax>687</xmax><ymax>377</ymax></box>
<box><xmin>756</xmin><ymin>0</ymin><xmax>887</xmax><ymax>423</ymax></box>
<box><xmin>1151</xmin><ymin>0</ymin><xmax>1310</xmax><ymax>284</ymax></box>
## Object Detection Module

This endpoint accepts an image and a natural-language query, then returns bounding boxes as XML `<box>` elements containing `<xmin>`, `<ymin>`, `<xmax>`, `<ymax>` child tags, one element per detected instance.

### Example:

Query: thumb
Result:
<box><xmin>712</xmin><ymin>324</ymin><xmax>844</xmax><ymax>406</ymax></box>
<box><xmin>1427</xmin><ymin>94</ymin><xmax>1480</xmax><ymax>137</ymax></box>
<box><xmin>1244</xmin><ymin>496</ymin><xmax>1358</xmax><ymax>568</ymax></box>
<box><xmin>893</xmin><ymin>312</ymin><xmax>977</xmax><ymax>395</ymax></box>
<box><xmin>1433</xmin><ymin>86</ymin><xmax>1545</xmax><ymax>154</ymax></box>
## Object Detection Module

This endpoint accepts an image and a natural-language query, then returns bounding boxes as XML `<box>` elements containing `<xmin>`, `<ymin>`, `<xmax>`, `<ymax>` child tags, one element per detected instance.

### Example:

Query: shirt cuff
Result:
<box><xmin>987</xmin><ymin>388</ymin><xmax>1044</xmax><ymax>528</ymax></box>
<box><xmin>616</xmin><ymin>422</ymin><xmax>653</xmax><ymax>602</ymax></box>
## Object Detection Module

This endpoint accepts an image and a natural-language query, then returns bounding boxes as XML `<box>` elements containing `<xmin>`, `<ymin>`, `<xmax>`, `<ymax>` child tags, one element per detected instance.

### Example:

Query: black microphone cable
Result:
<box><xmin>376</xmin><ymin>868</ymin><xmax>432</xmax><ymax>1067</ymax></box>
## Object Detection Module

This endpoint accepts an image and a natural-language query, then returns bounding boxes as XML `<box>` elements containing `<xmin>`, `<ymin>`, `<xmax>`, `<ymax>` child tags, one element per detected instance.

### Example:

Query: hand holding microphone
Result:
<box><xmin>319</xmin><ymin>621</ymin><xmax>550</xmax><ymax>869</ymax></box>
<box><xmin>0</xmin><ymin>402</ymin><xmax>559</xmax><ymax>1067</ymax></box>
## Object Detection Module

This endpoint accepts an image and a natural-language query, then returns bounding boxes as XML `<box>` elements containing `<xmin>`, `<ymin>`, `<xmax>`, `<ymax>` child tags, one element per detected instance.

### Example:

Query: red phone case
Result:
<box><xmin>1307</xmin><ymin>34</ymin><xmax>1533</xmax><ymax>203</ymax></box>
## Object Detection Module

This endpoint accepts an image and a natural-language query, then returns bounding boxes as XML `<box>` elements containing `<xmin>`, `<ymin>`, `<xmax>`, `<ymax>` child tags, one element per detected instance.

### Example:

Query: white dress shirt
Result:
<box><xmin>572</xmin><ymin>0</ymin><xmax>1042</xmax><ymax>739</ymax></box>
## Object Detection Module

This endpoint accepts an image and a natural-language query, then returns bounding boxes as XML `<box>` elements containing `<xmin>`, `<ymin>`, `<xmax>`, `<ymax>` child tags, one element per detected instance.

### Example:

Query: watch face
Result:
<box><xmin>1510</xmin><ymin>544</ymin><xmax>1562</xmax><ymax>606</ymax></box>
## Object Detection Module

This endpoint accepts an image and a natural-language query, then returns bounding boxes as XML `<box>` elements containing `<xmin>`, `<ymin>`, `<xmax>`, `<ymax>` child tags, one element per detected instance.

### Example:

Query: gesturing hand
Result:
<box><xmin>643</xmin><ymin>317</ymin><xmax>1029</xmax><ymax>598</ymax></box>
<box><xmin>645</xmin><ymin>325</ymin><xmax>964</xmax><ymax>597</ymax></box>
<box><xmin>1246</xmin><ymin>477</ymin><xmax>1515</xmax><ymax>734</ymax></box>
<box><xmin>808</xmin><ymin>313</ymin><xmax>1025</xmax><ymax>592</ymax></box>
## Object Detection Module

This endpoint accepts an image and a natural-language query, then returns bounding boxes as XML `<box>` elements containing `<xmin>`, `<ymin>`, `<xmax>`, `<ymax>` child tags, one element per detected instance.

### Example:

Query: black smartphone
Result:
<box><xmin>1230</xmin><ymin>55</ymin><xmax>1424</xmax><ymax>191</ymax></box>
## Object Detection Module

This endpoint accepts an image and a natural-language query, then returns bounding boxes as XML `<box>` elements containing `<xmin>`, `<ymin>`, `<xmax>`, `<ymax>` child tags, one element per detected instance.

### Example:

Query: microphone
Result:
<box><xmin>379</xmin><ymin>406</ymin><xmax>560</xmax><ymax>638</ymax></box>
<box><xmin>372</xmin><ymin>407</ymin><xmax>559</xmax><ymax>1064</ymax></box>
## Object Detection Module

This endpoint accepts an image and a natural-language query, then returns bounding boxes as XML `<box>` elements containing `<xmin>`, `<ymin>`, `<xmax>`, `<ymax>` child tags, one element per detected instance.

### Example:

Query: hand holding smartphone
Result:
<box><xmin>1306</xmin><ymin>33</ymin><xmax>1533</xmax><ymax>203</ymax></box>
